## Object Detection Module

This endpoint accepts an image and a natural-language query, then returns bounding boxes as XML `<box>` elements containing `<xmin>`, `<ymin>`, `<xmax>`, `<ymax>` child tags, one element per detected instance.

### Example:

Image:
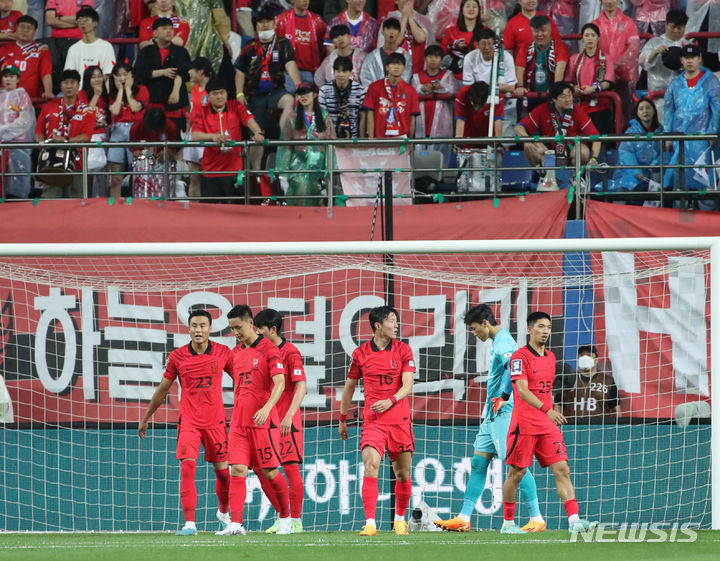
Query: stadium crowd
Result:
<box><xmin>0</xmin><ymin>0</ymin><xmax>718</xmax><ymax>205</ymax></box>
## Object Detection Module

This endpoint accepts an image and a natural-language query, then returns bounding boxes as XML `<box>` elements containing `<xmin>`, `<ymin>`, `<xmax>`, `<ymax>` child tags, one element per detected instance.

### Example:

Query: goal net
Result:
<box><xmin>0</xmin><ymin>240</ymin><xmax>715</xmax><ymax>532</ymax></box>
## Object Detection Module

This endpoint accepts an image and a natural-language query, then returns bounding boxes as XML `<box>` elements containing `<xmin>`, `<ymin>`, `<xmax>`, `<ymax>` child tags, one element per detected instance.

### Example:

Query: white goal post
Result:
<box><xmin>0</xmin><ymin>237</ymin><xmax>717</xmax><ymax>531</ymax></box>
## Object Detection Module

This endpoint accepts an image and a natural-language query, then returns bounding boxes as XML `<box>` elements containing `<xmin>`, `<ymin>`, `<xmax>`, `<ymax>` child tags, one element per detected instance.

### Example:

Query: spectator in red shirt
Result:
<box><xmin>363</xmin><ymin>51</ymin><xmax>420</xmax><ymax>138</ymax></box>
<box><xmin>191</xmin><ymin>78</ymin><xmax>264</xmax><ymax>203</ymax></box>
<box><xmin>0</xmin><ymin>0</ymin><xmax>22</xmax><ymax>41</ymax></box>
<box><xmin>185</xmin><ymin>57</ymin><xmax>214</xmax><ymax>200</ymax></box>
<box><xmin>0</xmin><ymin>15</ymin><xmax>54</xmax><ymax>104</ymax></box>
<box><xmin>138</xmin><ymin>0</ymin><xmax>190</xmax><ymax>49</ymax></box>
<box><xmin>45</xmin><ymin>0</ymin><xmax>94</xmax><ymax>92</ymax></box>
<box><xmin>108</xmin><ymin>62</ymin><xmax>150</xmax><ymax>198</ymax></box>
<box><xmin>515</xmin><ymin>15</ymin><xmax>569</xmax><ymax>116</ymax></box>
<box><xmin>515</xmin><ymin>81</ymin><xmax>601</xmax><ymax>168</ymax></box>
<box><xmin>34</xmin><ymin>69</ymin><xmax>96</xmax><ymax>198</ymax></box>
<box><xmin>134</xmin><ymin>17</ymin><xmax>191</xmax><ymax>135</ymax></box>
<box><xmin>437</xmin><ymin>0</ymin><xmax>484</xmax><ymax>80</ymax></box>
<box><xmin>275</xmin><ymin>0</ymin><xmax>327</xmax><ymax>87</ymax></box>
<box><xmin>454</xmin><ymin>80</ymin><xmax>503</xmax><ymax>146</ymax></box>
<box><xmin>503</xmin><ymin>0</ymin><xmax>561</xmax><ymax>60</ymax></box>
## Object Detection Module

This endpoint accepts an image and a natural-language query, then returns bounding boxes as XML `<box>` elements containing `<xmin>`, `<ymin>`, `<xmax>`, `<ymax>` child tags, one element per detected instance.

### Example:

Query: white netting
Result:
<box><xmin>0</xmin><ymin>247</ymin><xmax>712</xmax><ymax>531</ymax></box>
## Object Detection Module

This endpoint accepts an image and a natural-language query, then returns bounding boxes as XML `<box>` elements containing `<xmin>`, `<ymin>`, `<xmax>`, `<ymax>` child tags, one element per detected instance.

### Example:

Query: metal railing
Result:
<box><xmin>1</xmin><ymin>133</ymin><xmax>718</xmax><ymax>216</ymax></box>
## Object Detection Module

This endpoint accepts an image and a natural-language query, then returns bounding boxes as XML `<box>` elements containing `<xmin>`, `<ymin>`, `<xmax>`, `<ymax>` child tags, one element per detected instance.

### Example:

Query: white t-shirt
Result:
<box><xmin>64</xmin><ymin>38</ymin><xmax>117</xmax><ymax>86</ymax></box>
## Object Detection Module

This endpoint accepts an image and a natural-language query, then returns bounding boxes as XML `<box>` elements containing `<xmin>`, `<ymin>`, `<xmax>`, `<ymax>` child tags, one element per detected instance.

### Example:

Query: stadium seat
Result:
<box><xmin>412</xmin><ymin>150</ymin><xmax>444</xmax><ymax>183</ymax></box>
<box><xmin>501</xmin><ymin>150</ymin><xmax>534</xmax><ymax>191</ymax></box>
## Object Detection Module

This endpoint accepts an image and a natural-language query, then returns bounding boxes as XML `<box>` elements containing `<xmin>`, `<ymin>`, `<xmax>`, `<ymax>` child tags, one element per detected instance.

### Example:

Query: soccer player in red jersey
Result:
<box><xmin>254</xmin><ymin>309</ymin><xmax>308</xmax><ymax>534</ymax></box>
<box><xmin>218</xmin><ymin>305</ymin><xmax>291</xmax><ymax>536</ymax></box>
<box><xmin>338</xmin><ymin>305</ymin><xmax>416</xmax><ymax>536</ymax></box>
<box><xmin>138</xmin><ymin>310</ymin><xmax>234</xmax><ymax>535</ymax></box>
<box><xmin>502</xmin><ymin>311</ymin><xmax>598</xmax><ymax>533</ymax></box>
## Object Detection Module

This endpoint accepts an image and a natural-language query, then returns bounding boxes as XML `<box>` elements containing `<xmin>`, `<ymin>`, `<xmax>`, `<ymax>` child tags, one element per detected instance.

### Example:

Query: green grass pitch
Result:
<box><xmin>1</xmin><ymin>531</ymin><xmax>718</xmax><ymax>561</ymax></box>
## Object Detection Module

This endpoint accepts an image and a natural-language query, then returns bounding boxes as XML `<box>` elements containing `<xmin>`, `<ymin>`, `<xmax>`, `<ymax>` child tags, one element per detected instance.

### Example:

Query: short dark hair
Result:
<box><xmin>227</xmin><ymin>304</ymin><xmax>253</xmax><ymax>321</ymax></box>
<box><xmin>333</xmin><ymin>55</ymin><xmax>353</xmax><ymax>72</ymax></box>
<box><xmin>386</xmin><ymin>52</ymin><xmax>406</xmax><ymax>67</ymax></box>
<box><xmin>477</xmin><ymin>28</ymin><xmax>496</xmax><ymax>42</ymax></box>
<box><xmin>16</xmin><ymin>14</ymin><xmax>38</xmax><ymax>29</ymax></box>
<box><xmin>205</xmin><ymin>78</ymin><xmax>228</xmax><ymax>94</ymax></box>
<box><xmin>330</xmin><ymin>24</ymin><xmax>351</xmax><ymax>39</ymax></box>
<box><xmin>253</xmin><ymin>6</ymin><xmax>276</xmax><ymax>26</ymax></box>
<box><xmin>189</xmin><ymin>57</ymin><xmax>214</xmax><ymax>77</ymax></box>
<box><xmin>76</xmin><ymin>6</ymin><xmax>99</xmax><ymax>22</ymax></box>
<box><xmin>529</xmin><ymin>14</ymin><xmax>551</xmax><ymax>29</ymax></box>
<box><xmin>59</xmin><ymin>69</ymin><xmax>81</xmax><ymax>83</ymax></box>
<box><xmin>549</xmin><ymin>81</ymin><xmax>573</xmax><ymax>100</ymax></box>
<box><xmin>143</xmin><ymin>107</ymin><xmax>167</xmax><ymax>132</ymax></box>
<box><xmin>424</xmin><ymin>44</ymin><xmax>444</xmax><ymax>58</ymax></box>
<box><xmin>382</xmin><ymin>17</ymin><xmax>401</xmax><ymax>31</ymax></box>
<box><xmin>464</xmin><ymin>304</ymin><xmax>497</xmax><ymax>326</ymax></box>
<box><xmin>253</xmin><ymin>309</ymin><xmax>283</xmax><ymax>333</ymax></box>
<box><xmin>368</xmin><ymin>306</ymin><xmax>399</xmax><ymax>332</ymax></box>
<box><xmin>580</xmin><ymin>23</ymin><xmax>600</xmax><ymax>37</ymax></box>
<box><xmin>468</xmin><ymin>80</ymin><xmax>489</xmax><ymax>107</ymax></box>
<box><xmin>152</xmin><ymin>17</ymin><xmax>173</xmax><ymax>30</ymax></box>
<box><xmin>188</xmin><ymin>309</ymin><xmax>212</xmax><ymax>325</ymax></box>
<box><xmin>666</xmin><ymin>9</ymin><xmax>688</xmax><ymax>26</ymax></box>
<box><xmin>577</xmin><ymin>345</ymin><xmax>599</xmax><ymax>357</ymax></box>
<box><xmin>527</xmin><ymin>311</ymin><xmax>551</xmax><ymax>326</ymax></box>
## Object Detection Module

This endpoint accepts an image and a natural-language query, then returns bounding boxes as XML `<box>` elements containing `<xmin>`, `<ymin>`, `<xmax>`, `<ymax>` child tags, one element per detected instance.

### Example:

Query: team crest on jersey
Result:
<box><xmin>390</xmin><ymin>359</ymin><xmax>398</xmax><ymax>369</ymax></box>
<box><xmin>211</xmin><ymin>361</ymin><xmax>218</xmax><ymax>372</ymax></box>
<box><xmin>252</xmin><ymin>358</ymin><xmax>259</xmax><ymax>367</ymax></box>
<box><xmin>511</xmin><ymin>359</ymin><xmax>522</xmax><ymax>375</ymax></box>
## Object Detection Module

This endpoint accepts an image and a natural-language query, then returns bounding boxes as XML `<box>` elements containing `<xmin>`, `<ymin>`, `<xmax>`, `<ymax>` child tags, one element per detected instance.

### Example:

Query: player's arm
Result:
<box><xmin>492</xmin><ymin>362</ymin><xmax>514</xmax><ymax>414</ymax></box>
<box><xmin>254</xmin><ymin>373</ymin><xmax>285</xmax><ymax>426</ymax></box>
<box><xmin>514</xmin><ymin>379</ymin><xmax>566</xmax><ymax>426</ymax></box>
<box><xmin>138</xmin><ymin>377</ymin><xmax>174</xmax><ymax>438</ymax></box>
<box><xmin>370</xmin><ymin>370</ymin><xmax>413</xmax><ymax>413</ymax></box>
<box><xmin>338</xmin><ymin>376</ymin><xmax>358</xmax><ymax>440</ymax></box>
<box><xmin>280</xmin><ymin>380</ymin><xmax>307</xmax><ymax>437</ymax></box>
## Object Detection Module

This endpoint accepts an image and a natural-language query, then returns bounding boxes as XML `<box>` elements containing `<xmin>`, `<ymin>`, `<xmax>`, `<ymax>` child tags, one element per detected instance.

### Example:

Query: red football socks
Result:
<box><xmin>564</xmin><ymin>498</ymin><xmax>579</xmax><ymax>518</ymax></box>
<box><xmin>179</xmin><ymin>461</ymin><xmax>197</xmax><ymax>523</ymax></box>
<box><xmin>283</xmin><ymin>463</ymin><xmax>304</xmax><ymax>519</ymax></box>
<box><xmin>395</xmin><ymin>478</ymin><xmax>412</xmax><ymax>516</ymax></box>
<box><xmin>268</xmin><ymin>471</ymin><xmax>290</xmax><ymax>518</ymax></box>
<box><xmin>229</xmin><ymin>475</ymin><xmax>247</xmax><ymax>524</ymax></box>
<box><xmin>503</xmin><ymin>501</ymin><xmax>516</xmax><ymax>522</ymax></box>
<box><xmin>214</xmin><ymin>467</ymin><xmax>230</xmax><ymax>513</ymax></box>
<box><xmin>362</xmin><ymin>476</ymin><xmax>379</xmax><ymax>520</ymax></box>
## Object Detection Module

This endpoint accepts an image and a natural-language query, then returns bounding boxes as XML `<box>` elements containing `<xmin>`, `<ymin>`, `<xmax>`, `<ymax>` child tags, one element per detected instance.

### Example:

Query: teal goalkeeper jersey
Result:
<box><xmin>484</xmin><ymin>328</ymin><xmax>518</xmax><ymax>419</ymax></box>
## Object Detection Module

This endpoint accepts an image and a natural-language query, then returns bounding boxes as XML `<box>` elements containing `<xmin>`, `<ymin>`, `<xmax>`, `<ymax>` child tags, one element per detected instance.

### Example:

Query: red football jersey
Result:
<box><xmin>163</xmin><ymin>341</ymin><xmax>234</xmax><ymax>429</ymax></box>
<box><xmin>508</xmin><ymin>345</ymin><xmax>557</xmax><ymax>434</ymax></box>
<box><xmin>230</xmin><ymin>335</ymin><xmax>285</xmax><ymax>429</ymax></box>
<box><xmin>455</xmin><ymin>85</ymin><xmax>504</xmax><ymax>139</ymax></box>
<box><xmin>109</xmin><ymin>85</ymin><xmax>150</xmax><ymax>124</ymax></box>
<box><xmin>348</xmin><ymin>338</ymin><xmax>416</xmax><ymax>425</ymax></box>
<box><xmin>276</xmin><ymin>338</ymin><xmax>306</xmax><ymax>421</ymax></box>
<box><xmin>139</xmin><ymin>14</ymin><xmax>190</xmax><ymax>46</ymax></box>
<box><xmin>503</xmin><ymin>11</ymin><xmax>562</xmax><ymax>59</ymax></box>
<box><xmin>0</xmin><ymin>41</ymin><xmax>53</xmax><ymax>99</ymax></box>
<box><xmin>362</xmin><ymin>78</ymin><xmax>420</xmax><ymax>138</ymax></box>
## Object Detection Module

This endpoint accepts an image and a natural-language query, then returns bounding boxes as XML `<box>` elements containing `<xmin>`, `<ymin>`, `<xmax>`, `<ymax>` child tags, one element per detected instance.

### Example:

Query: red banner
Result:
<box><xmin>0</xmin><ymin>194</ymin><xmax>569</xmax><ymax>426</ymax></box>
<box><xmin>585</xmin><ymin>200</ymin><xmax>712</xmax><ymax>417</ymax></box>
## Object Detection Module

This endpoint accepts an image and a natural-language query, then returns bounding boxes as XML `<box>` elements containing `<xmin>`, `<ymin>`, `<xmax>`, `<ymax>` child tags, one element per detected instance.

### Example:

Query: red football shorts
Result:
<box><xmin>505</xmin><ymin>425</ymin><xmax>568</xmax><ymax>468</ymax></box>
<box><xmin>227</xmin><ymin>425</ymin><xmax>281</xmax><ymax>468</ymax></box>
<box><xmin>361</xmin><ymin>421</ymin><xmax>415</xmax><ymax>462</ymax></box>
<box><xmin>278</xmin><ymin>418</ymin><xmax>304</xmax><ymax>464</ymax></box>
<box><xmin>176</xmin><ymin>425</ymin><xmax>228</xmax><ymax>463</ymax></box>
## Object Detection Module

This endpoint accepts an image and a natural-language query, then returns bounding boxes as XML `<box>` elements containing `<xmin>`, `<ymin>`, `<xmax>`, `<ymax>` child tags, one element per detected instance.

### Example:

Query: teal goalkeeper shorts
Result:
<box><xmin>473</xmin><ymin>402</ymin><xmax>513</xmax><ymax>458</ymax></box>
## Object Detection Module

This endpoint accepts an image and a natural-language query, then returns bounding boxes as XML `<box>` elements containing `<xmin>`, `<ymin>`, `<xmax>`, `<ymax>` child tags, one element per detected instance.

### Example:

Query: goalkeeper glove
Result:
<box><xmin>491</xmin><ymin>398</ymin><xmax>503</xmax><ymax>414</ymax></box>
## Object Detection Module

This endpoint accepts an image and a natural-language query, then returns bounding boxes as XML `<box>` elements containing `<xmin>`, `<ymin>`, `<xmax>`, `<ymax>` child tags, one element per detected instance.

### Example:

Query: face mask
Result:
<box><xmin>577</xmin><ymin>355</ymin><xmax>595</xmax><ymax>371</ymax></box>
<box><xmin>258</xmin><ymin>30</ymin><xmax>275</xmax><ymax>42</ymax></box>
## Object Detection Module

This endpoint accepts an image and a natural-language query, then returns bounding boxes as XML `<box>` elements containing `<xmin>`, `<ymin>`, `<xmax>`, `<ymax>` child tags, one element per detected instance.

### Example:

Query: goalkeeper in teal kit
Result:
<box><xmin>435</xmin><ymin>304</ymin><xmax>545</xmax><ymax>533</ymax></box>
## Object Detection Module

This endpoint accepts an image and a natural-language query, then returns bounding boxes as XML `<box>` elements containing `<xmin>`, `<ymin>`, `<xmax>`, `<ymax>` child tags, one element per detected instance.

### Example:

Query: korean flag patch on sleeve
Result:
<box><xmin>510</xmin><ymin>359</ymin><xmax>523</xmax><ymax>377</ymax></box>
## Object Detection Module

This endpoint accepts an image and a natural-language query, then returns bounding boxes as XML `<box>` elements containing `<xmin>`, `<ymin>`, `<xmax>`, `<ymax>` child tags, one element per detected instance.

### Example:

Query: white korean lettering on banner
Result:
<box><xmin>104</xmin><ymin>287</ymin><xmax>166</xmax><ymax>400</ymax></box>
<box><xmin>34</xmin><ymin>288</ymin><xmax>78</xmax><ymax>394</ymax></box>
